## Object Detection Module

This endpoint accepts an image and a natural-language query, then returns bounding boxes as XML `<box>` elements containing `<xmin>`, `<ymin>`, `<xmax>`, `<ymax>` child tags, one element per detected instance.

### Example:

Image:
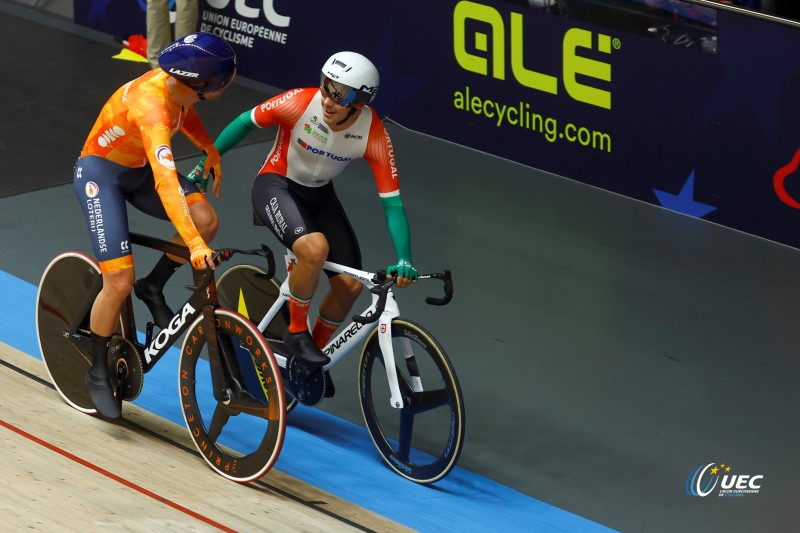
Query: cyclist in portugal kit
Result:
<box><xmin>73</xmin><ymin>32</ymin><xmax>237</xmax><ymax>418</ymax></box>
<box><xmin>190</xmin><ymin>51</ymin><xmax>417</xmax><ymax>380</ymax></box>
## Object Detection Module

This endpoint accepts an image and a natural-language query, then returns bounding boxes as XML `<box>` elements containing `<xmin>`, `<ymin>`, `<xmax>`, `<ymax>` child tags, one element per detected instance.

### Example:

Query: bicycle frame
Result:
<box><xmin>64</xmin><ymin>233</ymin><xmax>222</xmax><ymax>374</ymax></box>
<box><xmin>257</xmin><ymin>252</ymin><xmax>410</xmax><ymax>409</ymax></box>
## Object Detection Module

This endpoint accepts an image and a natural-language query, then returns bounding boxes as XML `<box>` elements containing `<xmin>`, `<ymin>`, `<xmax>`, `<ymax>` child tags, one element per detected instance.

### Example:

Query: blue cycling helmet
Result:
<box><xmin>158</xmin><ymin>32</ymin><xmax>237</xmax><ymax>98</ymax></box>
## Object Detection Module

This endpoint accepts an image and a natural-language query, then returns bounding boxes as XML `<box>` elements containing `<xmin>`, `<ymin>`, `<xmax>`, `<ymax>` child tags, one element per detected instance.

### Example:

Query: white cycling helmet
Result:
<box><xmin>320</xmin><ymin>51</ymin><xmax>379</xmax><ymax>106</ymax></box>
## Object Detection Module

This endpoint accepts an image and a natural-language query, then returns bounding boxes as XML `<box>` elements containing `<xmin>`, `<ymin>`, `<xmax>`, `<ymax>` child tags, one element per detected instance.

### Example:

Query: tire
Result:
<box><xmin>36</xmin><ymin>253</ymin><xmax>127</xmax><ymax>413</ymax></box>
<box><xmin>178</xmin><ymin>308</ymin><xmax>286</xmax><ymax>483</ymax></box>
<box><xmin>216</xmin><ymin>264</ymin><xmax>297</xmax><ymax>412</ymax></box>
<box><xmin>358</xmin><ymin>319</ymin><xmax>465</xmax><ymax>483</ymax></box>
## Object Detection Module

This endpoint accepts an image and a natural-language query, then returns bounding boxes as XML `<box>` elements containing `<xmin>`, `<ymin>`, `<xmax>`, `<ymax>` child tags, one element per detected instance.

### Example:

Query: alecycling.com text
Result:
<box><xmin>454</xmin><ymin>86</ymin><xmax>612</xmax><ymax>153</ymax></box>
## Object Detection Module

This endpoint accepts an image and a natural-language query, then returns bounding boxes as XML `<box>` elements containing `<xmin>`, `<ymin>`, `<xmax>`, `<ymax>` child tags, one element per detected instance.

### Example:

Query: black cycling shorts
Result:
<box><xmin>73</xmin><ymin>155</ymin><xmax>202</xmax><ymax>266</ymax></box>
<box><xmin>252</xmin><ymin>173</ymin><xmax>362</xmax><ymax>276</ymax></box>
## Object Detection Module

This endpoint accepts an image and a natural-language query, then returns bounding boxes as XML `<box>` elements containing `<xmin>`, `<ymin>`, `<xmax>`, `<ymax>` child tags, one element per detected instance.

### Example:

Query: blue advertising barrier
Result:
<box><xmin>74</xmin><ymin>0</ymin><xmax>800</xmax><ymax>249</ymax></box>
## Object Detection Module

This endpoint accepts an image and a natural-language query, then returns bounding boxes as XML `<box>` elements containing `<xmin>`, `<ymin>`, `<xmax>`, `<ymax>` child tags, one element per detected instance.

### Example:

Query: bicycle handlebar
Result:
<box><xmin>352</xmin><ymin>269</ymin><xmax>454</xmax><ymax>324</ymax></box>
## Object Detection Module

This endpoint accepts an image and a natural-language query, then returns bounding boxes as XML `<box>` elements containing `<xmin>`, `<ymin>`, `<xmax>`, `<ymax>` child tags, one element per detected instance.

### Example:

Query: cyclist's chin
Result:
<box><xmin>203</xmin><ymin>90</ymin><xmax>225</xmax><ymax>101</ymax></box>
<box><xmin>322</xmin><ymin>109</ymin><xmax>345</xmax><ymax>126</ymax></box>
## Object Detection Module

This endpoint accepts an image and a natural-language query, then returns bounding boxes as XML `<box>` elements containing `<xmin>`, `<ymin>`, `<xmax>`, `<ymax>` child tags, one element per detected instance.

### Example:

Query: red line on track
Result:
<box><xmin>0</xmin><ymin>418</ymin><xmax>236</xmax><ymax>533</ymax></box>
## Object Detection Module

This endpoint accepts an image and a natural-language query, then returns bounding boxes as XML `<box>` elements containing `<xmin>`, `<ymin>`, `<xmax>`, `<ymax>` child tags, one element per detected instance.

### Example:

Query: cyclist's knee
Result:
<box><xmin>102</xmin><ymin>268</ymin><xmax>135</xmax><ymax>300</ymax></box>
<box><xmin>190</xmin><ymin>202</ymin><xmax>219</xmax><ymax>241</ymax></box>
<box><xmin>293</xmin><ymin>233</ymin><xmax>329</xmax><ymax>271</ymax></box>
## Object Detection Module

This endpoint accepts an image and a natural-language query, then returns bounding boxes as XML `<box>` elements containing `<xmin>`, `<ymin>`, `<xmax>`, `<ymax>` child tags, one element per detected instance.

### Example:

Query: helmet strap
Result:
<box><xmin>336</xmin><ymin>107</ymin><xmax>357</xmax><ymax>126</ymax></box>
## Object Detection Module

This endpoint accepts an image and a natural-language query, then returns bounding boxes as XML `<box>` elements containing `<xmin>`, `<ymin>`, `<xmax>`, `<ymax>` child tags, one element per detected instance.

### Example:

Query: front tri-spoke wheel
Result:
<box><xmin>358</xmin><ymin>319</ymin><xmax>465</xmax><ymax>483</ymax></box>
<box><xmin>179</xmin><ymin>308</ymin><xmax>286</xmax><ymax>483</ymax></box>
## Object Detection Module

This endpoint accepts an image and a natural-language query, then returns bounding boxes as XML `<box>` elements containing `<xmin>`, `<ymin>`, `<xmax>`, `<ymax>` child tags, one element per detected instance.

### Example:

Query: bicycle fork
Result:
<box><xmin>377</xmin><ymin>296</ymin><xmax>421</xmax><ymax>409</ymax></box>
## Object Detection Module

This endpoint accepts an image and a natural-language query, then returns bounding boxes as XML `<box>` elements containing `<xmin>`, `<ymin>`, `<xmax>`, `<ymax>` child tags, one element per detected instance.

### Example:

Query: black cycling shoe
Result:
<box><xmin>85</xmin><ymin>372</ymin><xmax>121</xmax><ymax>419</ymax></box>
<box><xmin>133</xmin><ymin>279</ymin><xmax>174</xmax><ymax>329</ymax></box>
<box><xmin>323</xmin><ymin>371</ymin><xmax>335</xmax><ymax>398</ymax></box>
<box><xmin>282</xmin><ymin>330</ymin><xmax>330</xmax><ymax>367</ymax></box>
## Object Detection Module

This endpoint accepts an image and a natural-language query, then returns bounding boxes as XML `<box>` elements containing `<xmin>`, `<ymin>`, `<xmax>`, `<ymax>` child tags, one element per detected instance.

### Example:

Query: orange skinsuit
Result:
<box><xmin>81</xmin><ymin>68</ymin><xmax>213</xmax><ymax>273</ymax></box>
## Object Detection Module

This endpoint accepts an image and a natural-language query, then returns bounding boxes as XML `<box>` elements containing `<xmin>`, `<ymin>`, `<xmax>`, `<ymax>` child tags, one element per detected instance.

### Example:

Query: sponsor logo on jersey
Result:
<box><xmin>303</xmin><ymin>123</ymin><xmax>328</xmax><ymax>143</ymax></box>
<box><xmin>85</xmin><ymin>181</ymin><xmax>100</xmax><ymax>198</ymax></box>
<box><xmin>97</xmin><ymin>126</ymin><xmax>126</xmax><ymax>148</ymax></box>
<box><xmin>295</xmin><ymin>138</ymin><xmax>352</xmax><ymax>162</ymax></box>
<box><xmin>156</xmin><ymin>145</ymin><xmax>177</xmax><ymax>170</ymax></box>
<box><xmin>344</xmin><ymin>133</ymin><xmax>363</xmax><ymax>140</ymax></box>
<box><xmin>310</xmin><ymin>116</ymin><xmax>329</xmax><ymax>134</ymax></box>
<box><xmin>259</xmin><ymin>88</ymin><xmax>303</xmax><ymax>112</ymax></box>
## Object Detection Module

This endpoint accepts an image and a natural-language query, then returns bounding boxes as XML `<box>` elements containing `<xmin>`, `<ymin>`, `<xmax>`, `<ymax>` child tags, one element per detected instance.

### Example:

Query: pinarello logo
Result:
<box><xmin>156</xmin><ymin>145</ymin><xmax>176</xmax><ymax>170</ymax></box>
<box><xmin>85</xmin><ymin>181</ymin><xmax>100</xmax><ymax>198</ymax></box>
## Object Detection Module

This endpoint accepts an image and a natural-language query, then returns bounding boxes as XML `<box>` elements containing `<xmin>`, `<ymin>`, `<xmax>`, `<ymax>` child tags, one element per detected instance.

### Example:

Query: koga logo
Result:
<box><xmin>206</xmin><ymin>0</ymin><xmax>291</xmax><ymax>27</ymax></box>
<box><xmin>344</xmin><ymin>133</ymin><xmax>363</xmax><ymax>140</ymax></box>
<box><xmin>155</xmin><ymin>144</ymin><xmax>176</xmax><ymax>170</ymax></box>
<box><xmin>454</xmin><ymin>0</ymin><xmax>614</xmax><ymax>109</ymax></box>
<box><xmin>144</xmin><ymin>302</ymin><xmax>196</xmax><ymax>363</ymax></box>
<box><xmin>85</xmin><ymin>181</ymin><xmax>100</xmax><ymax>198</ymax></box>
<box><xmin>686</xmin><ymin>462</ymin><xmax>764</xmax><ymax>498</ymax></box>
<box><xmin>97</xmin><ymin>125</ymin><xmax>126</xmax><ymax>148</ymax></box>
<box><xmin>169</xmin><ymin>68</ymin><xmax>199</xmax><ymax>78</ymax></box>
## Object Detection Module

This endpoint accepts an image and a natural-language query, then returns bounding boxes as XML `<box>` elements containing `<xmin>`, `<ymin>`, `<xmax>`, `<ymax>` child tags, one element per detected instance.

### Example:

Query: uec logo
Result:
<box><xmin>686</xmin><ymin>463</ymin><xmax>763</xmax><ymax>497</ymax></box>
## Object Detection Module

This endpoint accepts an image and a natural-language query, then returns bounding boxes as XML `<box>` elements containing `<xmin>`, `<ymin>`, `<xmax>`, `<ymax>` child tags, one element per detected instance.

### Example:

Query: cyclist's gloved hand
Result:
<box><xmin>202</xmin><ymin>144</ymin><xmax>223</xmax><ymax>198</ymax></box>
<box><xmin>187</xmin><ymin>237</ymin><xmax>215</xmax><ymax>270</ymax></box>
<box><xmin>187</xmin><ymin>158</ymin><xmax>208</xmax><ymax>192</ymax></box>
<box><xmin>387</xmin><ymin>259</ymin><xmax>418</xmax><ymax>287</ymax></box>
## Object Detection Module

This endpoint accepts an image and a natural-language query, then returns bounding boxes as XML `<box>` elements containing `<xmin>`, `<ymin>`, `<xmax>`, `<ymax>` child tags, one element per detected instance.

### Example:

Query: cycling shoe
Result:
<box><xmin>324</xmin><ymin>371</ymin><xmax>335</xmax><ymax>398</ymax></box>
<box><xmin>282</xmin><ymin>330</ymin><xmax>330</xmax><ymax>367</ymax></box>
<box><xmin>85</xmin><ymin>372</ymin><xmax>121</xmax><ymax>419</ymax></box>
<box><xmin>133</xmin><ymin>279</ymin><xmax>174</xmax><ymax>329</ymax></box>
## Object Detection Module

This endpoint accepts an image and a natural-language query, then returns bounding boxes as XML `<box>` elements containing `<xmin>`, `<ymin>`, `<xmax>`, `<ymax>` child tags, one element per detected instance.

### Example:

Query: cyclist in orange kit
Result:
<box><xmin>73</xmin><ymin>32</ymin><xmax>236</xmax><ymax>418</ymax></box>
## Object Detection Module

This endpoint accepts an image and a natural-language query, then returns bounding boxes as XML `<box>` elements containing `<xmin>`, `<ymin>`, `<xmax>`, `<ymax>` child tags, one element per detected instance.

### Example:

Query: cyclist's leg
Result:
<box><xmin>128</xmin><ymin>172</ymin><xmax>217</xmax><ymax>328</ymax></box>
<box><xmin>73</xmin><ymin>156</ymin><xmax>137</xmax><ymax>418</ymax></box>
<box><xmin>252</xmin><ymin>173</ymin><xmax>328</xmax><ymax>366</ymax></box>
<box><xmin>312</xmin><ymin>183</ymin><xmax>363</xmax><ymax>351</ymax></box>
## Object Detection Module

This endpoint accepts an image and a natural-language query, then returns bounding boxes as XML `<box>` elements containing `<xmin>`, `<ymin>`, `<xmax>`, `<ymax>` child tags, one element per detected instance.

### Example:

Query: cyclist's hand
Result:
<box><xmin>203</xmin><ymin>144</ymin><xmax>223</xmax><ymax>198</ymax></box>
<box><xmin>387</xmin><ymin>259</ymin><xmax>418</xmax><ymax>288</ymax></box>
<box><xmin>187</xmin><ymin>160</ymin><xmax>208</xmax><ymax>193</ymax></box>
<box><xmin>189</xmin><ymin>242</ymin><xmax>215</xmax><ymax>270</ymax></box>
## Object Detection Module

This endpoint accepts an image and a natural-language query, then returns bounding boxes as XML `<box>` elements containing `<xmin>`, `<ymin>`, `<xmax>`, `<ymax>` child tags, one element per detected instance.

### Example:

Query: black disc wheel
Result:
<box><xmin>37</xmin><ymin>253</ymin><xmax>124</xmax><ymax>414</ymax></box>
<box><xmin>358</xmin><ymin>319</ymin><xmax>465</xmax><ymax>484</ymax></box>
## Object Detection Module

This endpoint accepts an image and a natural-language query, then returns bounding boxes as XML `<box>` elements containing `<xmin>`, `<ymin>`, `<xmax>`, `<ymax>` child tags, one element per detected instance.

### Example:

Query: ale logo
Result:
<box><xmin>686</xmin><ymin>462</ymin><xmax>764</xmax><ymax>497</ymax></box>
<box><xmin>453</xmin><ymin>0</ymin><xmax>616</xmax><ymax>109</ymax></box>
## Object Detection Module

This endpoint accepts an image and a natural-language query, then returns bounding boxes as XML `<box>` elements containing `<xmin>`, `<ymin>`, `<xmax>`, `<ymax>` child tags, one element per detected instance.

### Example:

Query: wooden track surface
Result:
<box><xmin>0</xmin><ymin>341</ymin><xmax>413</xmax><ymax>532</ymax></box>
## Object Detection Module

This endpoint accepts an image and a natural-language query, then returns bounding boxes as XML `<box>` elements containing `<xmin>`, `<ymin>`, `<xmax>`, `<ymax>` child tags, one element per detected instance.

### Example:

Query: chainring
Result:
<box><xmin>107</xmin><ymin>336</ymin><xmax>144</xmax><ymax>401</ymax></box>
<box><xmin>286</xmin><ymin>355</ymin><xmax>326</xmax><ymax>407</ymax></box>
